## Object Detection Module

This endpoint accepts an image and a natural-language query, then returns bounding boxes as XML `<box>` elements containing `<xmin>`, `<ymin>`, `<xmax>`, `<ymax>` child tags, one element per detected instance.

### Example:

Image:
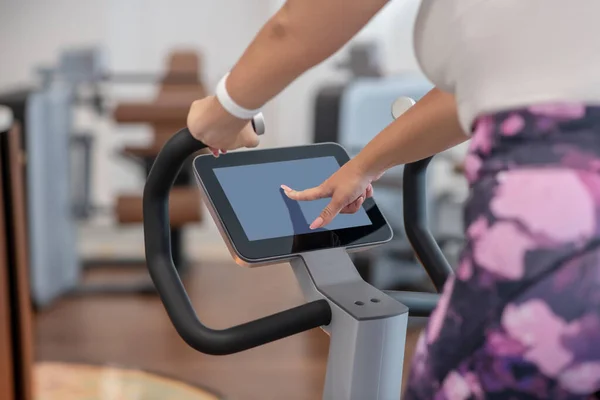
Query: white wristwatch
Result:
<box><xmin>216</xmin><ymin>73</ymin><xmax>262</xmax><ymax>120</ymax></box>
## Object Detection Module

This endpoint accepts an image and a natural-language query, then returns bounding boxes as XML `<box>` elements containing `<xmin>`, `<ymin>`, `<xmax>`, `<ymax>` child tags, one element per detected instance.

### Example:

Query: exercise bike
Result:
<box><xmin>143</xmin><ymin>98</ymin><xmax>454</xmax><ymax>399</ymax></box>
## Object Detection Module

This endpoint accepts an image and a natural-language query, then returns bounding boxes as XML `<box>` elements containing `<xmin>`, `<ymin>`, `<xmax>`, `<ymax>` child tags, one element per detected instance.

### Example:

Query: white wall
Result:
<box><xmin>0</xmin><ymin>1</ymin><xmax>107</xmax><ymax>89</ymax></box>
<box><xmin>104</xmin><ymin>0</ymin><xmax>271</xmax><ymax>85</ymax></box>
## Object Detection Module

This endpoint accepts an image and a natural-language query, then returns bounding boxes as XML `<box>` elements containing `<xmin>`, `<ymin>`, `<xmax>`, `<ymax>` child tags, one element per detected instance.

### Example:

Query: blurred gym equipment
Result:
<box><xmin>36</xmin><ymin>47</ymin><xmax>200</xmax><ymax>117</ymax></box>
<box><xmin>335</xmin><ymin>42</ymin><xmax>383</xmax><ymax>78</ymax></box>
<box><xmin>100</xmin><ymin>51</ymin><xmax>206</xmax><ymax>270</ymax></box>
<box><xmin>77</xmin><ymin>50</ymin><xmax>207</xmax><ymax>294</ymax></box>
<box><xmin>0</xmin><ymin>48</ymin><xmax>207</xmax><ymax>306</ymax></box>
<box><xmin>313</xmin><ymin>42</ymin><xmax>384</xmax><ymax>145</ymax></box>
<box><xmin>36</xmin><ymin>47</ymin><xmax>202</xmax><ymax>221</ymax></box>
<box><xmin>0</xmin><ymin>108</ymin><xmax>34</xmax><ymax>400</ymax></box>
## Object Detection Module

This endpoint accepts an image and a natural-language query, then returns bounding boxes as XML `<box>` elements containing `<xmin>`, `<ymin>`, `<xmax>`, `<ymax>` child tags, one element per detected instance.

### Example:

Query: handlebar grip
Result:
<box><xmin>403</xmin><ymin>157</ymin><xmax>454</xmax><ymax>292</ymax></box>
<box><xmin>143</xmin><ymin>116</ymin><xmax>332</xmax><ymax>355</ymax></box>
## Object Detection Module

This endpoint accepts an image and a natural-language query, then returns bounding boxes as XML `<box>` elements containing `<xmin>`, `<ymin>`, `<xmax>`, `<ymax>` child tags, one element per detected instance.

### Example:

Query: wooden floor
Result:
<box><xmin>35</xmin><ymin>261</ymin><xmax>423</xmax><ymax>400</ymax></box>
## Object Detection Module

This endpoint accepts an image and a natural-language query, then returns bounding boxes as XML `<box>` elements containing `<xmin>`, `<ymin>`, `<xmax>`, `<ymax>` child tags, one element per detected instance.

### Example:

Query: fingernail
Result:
<box><xmin>310</xmin><ymin>217</ymin><xmax>324</xmax><ymax>230</ymax></box>
<box><xmin>281</xmin><ymin>185</ymin><xmax>292</xmax><ymax>193</ymax></box>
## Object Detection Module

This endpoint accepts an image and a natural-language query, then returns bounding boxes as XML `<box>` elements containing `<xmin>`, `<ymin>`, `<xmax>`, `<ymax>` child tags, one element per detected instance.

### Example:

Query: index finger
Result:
<box><xmin>310</xmin><ymin>195</ymin><xmax>347</xmax><ymax>229</ymax></box>
<box><xmin>281</xmin><ymin>185</ymin><xmax>329</xmax><ymax>202</ymax></box>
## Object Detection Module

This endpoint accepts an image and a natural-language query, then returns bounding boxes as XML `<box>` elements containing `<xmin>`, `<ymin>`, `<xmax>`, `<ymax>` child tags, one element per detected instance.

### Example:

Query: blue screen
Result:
<box><xmin>214</xmin><ymin>156</ymin><xmax>373</xmax><ymax>241</ymax></box>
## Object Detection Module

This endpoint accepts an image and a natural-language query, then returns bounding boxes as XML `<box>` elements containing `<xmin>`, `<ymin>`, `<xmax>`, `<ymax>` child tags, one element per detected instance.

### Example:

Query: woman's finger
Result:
<box><xmin>282</xmin><ymin>184</ymin><xmax>329</xmax><ymax>201</ymax></box>
<box><xmin>366</xmin><ymin>184</ymin><xmax>374</xmax><ymax>198</ymax></box>
<box><xmin>210</xmin><ymin>147</ymin><xmax>220</xmax><ymax>157</ymax></box>
<box><xmin>310</xmin><ymin>194</ymin><xmax>348</xmax><ymax>229</ymax></box>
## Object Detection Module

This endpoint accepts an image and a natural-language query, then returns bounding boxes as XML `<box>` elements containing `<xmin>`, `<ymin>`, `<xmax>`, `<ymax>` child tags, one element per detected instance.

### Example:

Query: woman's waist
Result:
<box><xmin>457</xmin><ymin>88</ymin><xmax>600</xmax><ymax>136</ymax></box>
<box><xmin>464</xmin><ymin>103</ymin><xmax>600</xmax><ymax>182</ymax></box>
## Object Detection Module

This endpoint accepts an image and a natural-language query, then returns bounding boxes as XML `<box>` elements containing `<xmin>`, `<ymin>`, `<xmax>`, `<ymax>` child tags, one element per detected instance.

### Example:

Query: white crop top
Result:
<box><xmin>413</xmin><ymin>0</ymin><xmax>600</xmax><ymax>133</ymax></box>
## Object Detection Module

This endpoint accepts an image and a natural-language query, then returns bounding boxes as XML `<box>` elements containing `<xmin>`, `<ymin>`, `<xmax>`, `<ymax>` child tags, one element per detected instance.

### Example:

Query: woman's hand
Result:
<box><xmin>281</xmin><ymin>160</ymin><xmax>383</xmax><ymax>230</ymax></box>
<box><xmin>187</xmin><ymin>96</ymin><xmax>260</xmax><ymax>157</ymax></box>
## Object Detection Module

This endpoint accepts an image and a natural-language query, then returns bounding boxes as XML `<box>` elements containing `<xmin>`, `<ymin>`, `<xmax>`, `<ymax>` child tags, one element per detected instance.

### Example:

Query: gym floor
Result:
<box><xmin>35</xmin><ymin>259</ymin><xmax>423</xmax><ymax>400</ymax></box>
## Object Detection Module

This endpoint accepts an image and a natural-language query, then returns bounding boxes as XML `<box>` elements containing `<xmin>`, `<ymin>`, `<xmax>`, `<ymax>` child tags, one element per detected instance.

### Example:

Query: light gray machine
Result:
<box><xmin>26</xmin><ymin>80</ymin><xmax>80</xmax><ymax>307</ymax></box>
<box><xmin>143</xmin><ymin>105</ymin><xmax>453</xmax><ymax>399</ymax></box>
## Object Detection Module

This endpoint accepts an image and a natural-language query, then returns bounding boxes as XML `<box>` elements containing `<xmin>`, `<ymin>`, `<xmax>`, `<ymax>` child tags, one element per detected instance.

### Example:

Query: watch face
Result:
<box><xmin>251</xmin><ymin>113</ymin><xmax>266</xmax><ymax>135</ymax></box>
<box><xmin>392</xmin><ymin>97</ymin><xmax>416</xmax><ymax>120</ymax></box>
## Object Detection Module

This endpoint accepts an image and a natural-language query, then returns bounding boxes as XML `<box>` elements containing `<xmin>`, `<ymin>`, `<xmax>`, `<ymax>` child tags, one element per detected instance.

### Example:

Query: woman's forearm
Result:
<box><xmin>226</xmin><ymin>0</ymin><xmax>388</xmax><ymax>109</ymax></box>
<box><xmin>354</xmin><ymin>88</ymin><xmax>469</xmax><ymax>176</ymax></box>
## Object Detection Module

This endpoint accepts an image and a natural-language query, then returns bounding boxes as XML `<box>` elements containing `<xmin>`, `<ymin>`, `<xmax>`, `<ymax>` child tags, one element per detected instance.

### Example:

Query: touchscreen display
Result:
<box><xmin>213</xmin><ymin>157</ymin><xmax>373</xmax><ymax>241</ymax></box>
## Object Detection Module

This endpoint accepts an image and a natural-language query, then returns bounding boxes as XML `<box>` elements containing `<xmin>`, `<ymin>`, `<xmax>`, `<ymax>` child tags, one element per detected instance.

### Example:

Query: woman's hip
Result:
<box><xmin>463</xmin><ymin>102</ymin><xmax>600</xmax><ymax>262</ymax></box>
<box><xmin>456</xmin><ymin>102</ymin><xmax>600</xmax><ymax>350</ymax></box>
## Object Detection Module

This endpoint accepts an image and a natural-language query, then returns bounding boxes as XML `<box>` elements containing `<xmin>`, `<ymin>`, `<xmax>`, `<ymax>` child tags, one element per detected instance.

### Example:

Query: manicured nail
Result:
<box><xmin>310</xmin><ymin>217</ymin><xmax>324</xmax><ymax>230</ymax></box>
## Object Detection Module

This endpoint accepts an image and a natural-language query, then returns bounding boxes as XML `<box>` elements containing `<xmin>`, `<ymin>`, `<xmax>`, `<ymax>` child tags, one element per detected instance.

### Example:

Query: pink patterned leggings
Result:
<box><xmin>404</xmin><ymin>104</ymin><xmax>600</xmax><ymax>399</ymax></box>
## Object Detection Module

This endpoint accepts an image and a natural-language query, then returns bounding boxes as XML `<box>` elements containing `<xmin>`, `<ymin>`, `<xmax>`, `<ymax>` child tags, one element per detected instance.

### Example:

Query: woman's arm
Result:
<box><xmin>226</xmin><ymin>0</ymin><xmax>389</xmax><ymax>109</ymax></box>
<box><xmin>352</xmin><ymin>88</ymin><xmax>468</xmax><ymax>176</ymax></box>
<box><xmin>283</xmin><ymin>88</ymin><xmax>469</xmax><ymax>228</ymax></box>
<box><xmin>188</xmin><ymin>0</ymin><xmax>388</xmax><ymax>151</ymax></box>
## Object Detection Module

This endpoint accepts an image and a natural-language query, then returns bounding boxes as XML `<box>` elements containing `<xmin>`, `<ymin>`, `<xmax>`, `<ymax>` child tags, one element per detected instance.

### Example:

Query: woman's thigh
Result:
<box><xmin>404</xmin><ymin>104</ymin><xmax>600</xmax><ymax>399</ymax></box>
<box><xmin>404</xmin><ymin>249</ymin><xmax>600</xmax><ymax>399</ymax></box>
<box><xmin>404</xmin><ymin>168</ymin><xmax>600</xmax><ymax>399</ymax></box>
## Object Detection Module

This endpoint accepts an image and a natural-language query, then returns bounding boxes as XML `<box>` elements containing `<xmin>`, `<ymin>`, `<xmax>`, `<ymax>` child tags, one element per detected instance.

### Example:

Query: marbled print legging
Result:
<box><xmin>404</xmin><ymin>104</ymin><xmax>600</xmax><ymax>399</ymax></box>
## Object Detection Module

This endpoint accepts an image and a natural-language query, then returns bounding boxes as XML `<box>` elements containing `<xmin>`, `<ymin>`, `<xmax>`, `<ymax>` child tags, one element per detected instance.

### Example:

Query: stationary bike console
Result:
<box><xmin>193</xmin><ymin>143</ymin><xmax>393</xmax><ymax>265</ymax></box>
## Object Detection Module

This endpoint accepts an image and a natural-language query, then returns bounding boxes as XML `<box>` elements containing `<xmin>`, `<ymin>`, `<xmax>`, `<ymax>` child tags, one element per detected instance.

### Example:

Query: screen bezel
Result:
<box><xmin>193</xmin><ymin>143</ymin><xmax>393</xmax><ymax>263</ymax></box>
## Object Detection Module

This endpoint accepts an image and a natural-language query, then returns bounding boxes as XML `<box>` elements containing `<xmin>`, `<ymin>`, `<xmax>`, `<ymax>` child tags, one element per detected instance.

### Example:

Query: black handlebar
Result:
<box><xmin>402</xmin><ymin>157</ymin><xmax>454</xmax><ymax>292</ymax></box>
<box><xmin>143</xmin><ymin>123</ymin><xmax>332</xmax><ymax>355</ymax></box>
<box><xmin>143</xmin><ymin>111</ymin><xmax>453</xmax><ymax>353</ymax></box>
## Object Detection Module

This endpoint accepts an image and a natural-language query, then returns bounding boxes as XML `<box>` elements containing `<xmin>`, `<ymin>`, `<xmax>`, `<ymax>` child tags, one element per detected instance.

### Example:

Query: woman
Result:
<box><xmin>188</xmin><ymin>1</ymin><xmax>600</xmax><ymax>397</ymax></box>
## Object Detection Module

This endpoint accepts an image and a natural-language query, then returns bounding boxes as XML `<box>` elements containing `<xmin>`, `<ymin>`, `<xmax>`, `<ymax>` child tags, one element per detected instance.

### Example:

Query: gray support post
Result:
<box><xmin>290</xmin><ymin>249</ymin><xmax>409</xmax><ymax>400</ymax></box>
